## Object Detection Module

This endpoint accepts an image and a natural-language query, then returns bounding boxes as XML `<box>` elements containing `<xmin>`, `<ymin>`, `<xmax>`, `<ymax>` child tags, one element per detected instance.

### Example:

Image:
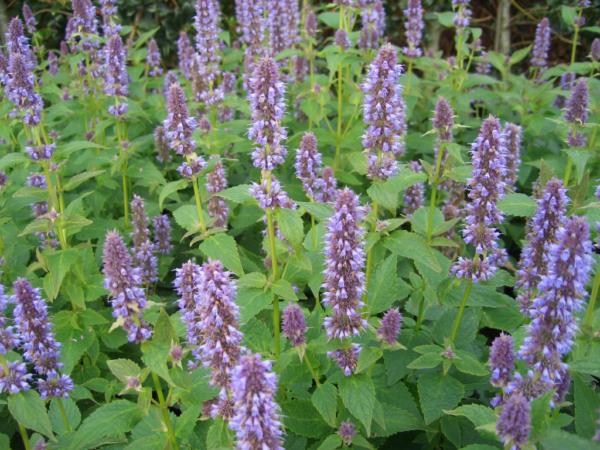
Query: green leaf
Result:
<box><xmin>540</xmin><ymin>429</ymin><xmax>600</xmax><ymax>450</ymax></box>
<box><xmin>298</xmin><ymin>202</ymin><xmax>333</xmax><ymax>221</ymax></box>
<box><xmin>339</xmin><ymin>374</ymin><xmax>376</xmax><ymax>435</ymax></box>
<box><xmin>107</xmin><ymin>359</ymin><xmax>142</xmax><ymax>384</ymax></box>
<box><xmin>272</xmin><ymin>279</ymin><xmax>298</xmax><ymax>301</ymax></box>
<box><xmin>498</xmin><ymin>193</ymin><xmax>537</xmax><ymax>217</ymax></box>
<box><xmin>561</xmin><ymin>5</ymin><xmax>577</xmax><ymax>27</ymax></box>
<box><xmin>173</xmin><ymin>204</ymin><xmax>201</xmax><ymax>233</ymax></box>
<box><xmin>530</xmin><ymin>390</ymin><xmax>553</xmax><ymax>441</ymax></box>
<box><xmin>509</xmin><ymin>45</ymin><xmax>532</xmax><ymax>65</ymax></box>
<box><xmin>407</xmin><ymin>352</ymin><xmax>443</xmax><ymax>370</ymax></box>
<box><xmin>368</xmin><ymin>255</ymin><xmax>404</xmax><ymax>314</ymax></box>
<box><xmin>277</xmin><ymin>208</ymin><xmax>304</xmax><ymax>247</ymax></box>
<box><xmin>454</xmin><ymin>351</ymin><xmax>489</xmax><ymax>376</ymax></box>
<box><xmin>63</xmin><ymin>170</ymin><xmax>106</xmax><ymax>191</ymax></box>
<box><xmin>207</xmin><ymin>417</ymin><xmax>233</xmax><ymax>450</ymax></box>
<box><xmin>0</xmin><ymin>152</ymin><xmax>28</xmax><ymax>170</ymax></box>
<box><xmin>237</xmin><ymin>288</ymin><xmax>272</xmax><ymax>323</ymax></box>
<box><xmin>384</xmin><ymin>231</ymin><xmax>442</xmax><ymax>273</ymax></box>
<box><xmin>312</xmin><ymin>383</ymin><xmax>338</xmax><ymax>427</ymax></box>
<box><xmin>217</xmin><ymin>184</ymin><xmax>253</xmax><ymax>203</ymax></box>
<box><xmin>8</xmin><ymin>391</ymin><xmax>54</xmax><ymax>440</ymax></box>
<box><xmin>446</xmin><ymin>404</ymin><xmax>497</xmax><ymax>428</ymax></box>
<box><xmin>282</xmin><ymin>400</ymin><xmax>331</xmax><ymax>438</ymax></box>
<box><xmin>318</xmin><ymin>11</ymin><xmax>340</xmax><ymax>28</ymax></box>
<box><xmin>570</xmin><ymin>359</ymin><xmax>600</xmax><ymax>377</ymax></box>
<box><xmin>199</xmin><ymin>233</ymin><xmax>244</xmax><ymax>276</ymax></box>
<box><xmin>317</xmin><ymin>435</ymin><xmax>342</xmax><ymax>450</ymax></box>
<box><xmin>44</xmin><ymin>249</ymin><xmax>79</xmax><ymax>301</ymax></box>
<box><xmin>436</xmin><ymin>11</ymin><xmax>455</xmax><ymax>27</ymax></box>
<box><xmin>417</xmin><ymin>373</ymin><xmax>465</xmax><ymax>425</ymax></box>
<box><xmin>56</xmin><ymin>140</ymin><xmax>106</xmax><ymax>158</ymax></box>
<box><xmin>159</xmin><ymin>180</ymin><xmax>188</xmax><ymax>209</ymax></box>
<box><xmin>66</xmin><ymin>400</ymin><xmax>143</xmax><ymax>450</ymax></box>
<box><xmin>574</xmin><ymin>375</ymin><xmax>600</xmax><ymax>439</ymax></box>
<box><xmin>49</xmin><ymin>398</ymin><xmax>81</xmax><ymax>436</ymax></box>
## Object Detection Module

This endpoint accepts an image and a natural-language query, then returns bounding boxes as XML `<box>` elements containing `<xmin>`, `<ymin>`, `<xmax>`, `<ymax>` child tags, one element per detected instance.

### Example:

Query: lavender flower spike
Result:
<box><xmin>135</xmin><ymin>240</ymin><xmax>158</xmax><ymax>285</ymax></box>
<box><xmin>102</xmin><ymin>231</ymin><xmax>152</xmax><ymax>343</ymax></box>
<box><xmin>0</xmin><ymin>285</ymin><xmax>19</xmax><ymax>356</ymax></box>
<box><xmin>130</xmin><ymin>194</ymin><xmax>150</xmax><ymax>249</ymax></box>
<box><xmin>206</xmin><ymin>159</ymin><xmax>229</xmax><ymax>228</ymax></box>
<box><xmin>359</xmin><ymin>0</ymin><xmax>385</xmax><ymax>50</ymax></box>
<box><xmin>338</xmin><ymin>420</ymin><xmax>356</xmax><ymax>446</ymax></box>
<box><xmin>564</xmin><ymin>78</ymin><xmax>588</xmax><ymax>147</ymax></box>
<box><xmin>515</xmin><ymin>178</ymin><xmax>568</xmax><ymax>315</ymax></box>
<box><xmin>432</xmin><ymin>96</ymin><xmax>455</xmax><ymax>171</ymax></box>
<box><xmin>154</xmin><ymin>126</ymin><xmax>171</xmax><ymax>164</ymax></box>
<box><xmin>153</xmin><ymin>214</ymin><xmax>173</xmax><ymax>255</ymax></box>
<box><xmin>282</xmin><ymin>303</ymin><xmax>307</xmax><ymax>347</ymax></box>
<box><xmin>23</xmin><ymin>4</ymin><xmax>37</xmax><ymax>34</ymax></box>
<box><xmin>503</xmin><ymin>123</ymin><xmax>521</xmax><ymax>190</ymax></box>
<box><xmin>531</xmin><ymin>18</ymin><xmax>551</xmax><ymax>71</ymax></box>
<box><xmin>322</xmin><ymin>188</ymin><xmax>368</xmax><ymax>340</ymax></box>
<box><xmin>295</xmin><ymin>132</ymin><xmax>322</xmax><ymax>200</ymax></box>
<box><xmin>103</xmin><ymin>34</ymin><xmax>128</xmax><ymax>116</ymax></box>
<box><xmin>268</xmin><ymin>0</ymin><xmax>299</xmax><ymax>55</ymax></box>
<box><xmin>6</xmin><ymin>51</ymin><xmax>43</xmax><ymax>126</ymax></box>
<box><xmin>229</xmin><ymin>353</ymin><xmax>284</xmax><ymax>450</ymax></box>
<box><xmin>328</xmin><ymin>344</ymin><xmax>361</xmax><ymax>376</ymax></box>
<box><xmin>489</xmin><ymin>333</ymin><xmax>514</xmax><ymax>388</ymax></box>
<box><xmin>164</xmin><ymin>83</ymin><xmax>198</xmax><ymax>156</ymax></box>
<box><xmin>12</xmin><ymin>278</ymin><xmax>73</xmax><ymax>398</ymax></box>
<box><xmin>146</xmin><ymin>38</ymin><xmax>163</xmax><ymax>77</ymax></box>
<box><xmin>496</xmin><ymin>393</ymin><xmax>531</xmax><ymax>448</ymax></box>
<box><xmin>0</xmin><ymin>361</ymin><xmax>32</xmax><ymax>395</ymax></box>
<box><xmin>198</xmin><ymin>259</ymin><xmax>242</xmax><ymax>391</ymax></box>
<box><xmin>452</xmin><ymin>0</ymin><xmax>472</xmax><ymax>29</ymax></box>
<box><xmin>99</xmin><ymin>0</ymin><xmax>121</xmax><ymax>36</ymax></box>
<box><xmin>363</xmin><ymin>44</ymin><xmax>406</xmax><ymax>180</ymax></box>
<box><xmin>174</xmin><ymin>261</ymin><xmax>203</xmax><ymax>362</ymax></box>
<box><xmin>403</xmin><ymin>161</ymin><xmax>425</xmax><ymax>216</ymax></box>
<box><xmin>453</xmin><ymin>116</ymin><xmax>508</xmax><ymax>282</ymax></box>
<box><xmin>377</xmin><ymin>308</ymin><xmax>403</xmax><ymax>345</ymax></box>
<box><xmin>247</xmin><ymin>56</ymin><xmax>287</xmax><ymax>171</ymax></box>
<box><xmin>177</xmin><ymin>32</ymin><xmax>194</xmax><ymax>79</ymax></box>
<box><xmin>519</xmin><ymin>217</ymin><xmax>592</xmax><ymax>395</ymax></box>
<box><xmin>402</xmin><ymin>0</ymin><xmax>424</xmax><ymax>58</ymax></box>
<box><xmin>194</xmin><ymin>0</ymin><xmax>221</xmax><ymax>81</ymax></box>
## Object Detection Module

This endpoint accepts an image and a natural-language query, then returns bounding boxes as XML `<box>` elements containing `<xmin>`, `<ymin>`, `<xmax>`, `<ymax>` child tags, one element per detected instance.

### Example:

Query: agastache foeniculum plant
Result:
<box><xmin>0</xmin><ymin>2</ymin><xmax>599</xmax><ymax>449</ymax></box>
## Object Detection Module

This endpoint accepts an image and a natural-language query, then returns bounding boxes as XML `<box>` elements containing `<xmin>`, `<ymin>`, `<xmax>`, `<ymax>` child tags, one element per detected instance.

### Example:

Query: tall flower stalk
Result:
<box><xmin>563</xmin><ymin>78</ymin><xmax>588</xmax><ymax>187</ymax></box>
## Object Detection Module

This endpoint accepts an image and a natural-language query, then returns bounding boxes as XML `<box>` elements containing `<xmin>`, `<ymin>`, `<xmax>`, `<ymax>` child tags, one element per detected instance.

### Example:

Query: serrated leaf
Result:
<box><xmin>159</xmin><ymin>179</ymin><xmax>188</xmax><ymax>209</ymax></box>
<box><xmin>199</xmin><ymin>233</ymin><xmax>244</xmax><ymax>276</ymax></box>
<box><xmin>49</xmin><ymin>398</ymin><xmax>81</xmax><ymax>436</ymax></box>
<box><xmin>446</xmin><ymin>404</ymin><xmax>497</xmax><ymax>428</ymax></box>
<box><xmin>8</xmin><ymin>391</ymin><xmax>54</xmax><ymax>440</ymax></box>
<box><xmin>277</xmin><ymin>208</ymin><xmax>304</xmax><ymax>247</ymax></box>
<box><xmin>173</xmin><ymin>204</ymin><xmax>201</xmax><ymax>233</ymax></box>
<box><xmin>312</xmin><ymin>383</ymin><xmax>337</xmax><ymax>427</ymax></box>
<box><xmin>407</xmin><ymin>352</ymin><xmax>443</xmax><ymax>370</ymax></box>
<box><xmin>498</xmin><ymin>193</ymin><xmax>537</xmax><ymax>217</ymax></box>
<box><xmin>384</xmin><ymin>231</ymin><xmax>442</xmax><ymax>273</ymax></box>
<box><xmin>339</xmin><ymin>374</ymin><xmax>376</xmax><ymax>435</ymax></box>
<box><xmin>63</xmin><ymin>170</ymin><xmax>106</xmax><ymax>191</ymax></box>
<box><xmin>317</xmin><ymin>434</ymin><xmax>342</xmax><ymax>450</ymax></box>
<box><xmin>454</xmin><ymin>351</ymin><xmax>489</xmax><ymax>376</ymax></box>
<box><xmin>418</xmin><ymin>373</ymin><xmax>465</xmax><ymax>425</ymax></box>
<box><xmin>218</xmin><ymin>184</ymin><xmax>253</xmax><ymax>203</ymax></box>
<box><xmin>272</xmin><ymin>279</ymin><xmax>298</xmax><ymax>301</ymax></box>
<box><xmin>282</xmin><ymin>400</ymin><xmax>331</xmax><ymax>438</ymax></box>
<box><xmin>368</xmin><ymin>255</ymin><xmax>402</xmax><ymax>314</ymax></box>
<box><xmin>107</xmin><ymin>359</ymin><xmax>141</xmax><ymax>384</ymax></box>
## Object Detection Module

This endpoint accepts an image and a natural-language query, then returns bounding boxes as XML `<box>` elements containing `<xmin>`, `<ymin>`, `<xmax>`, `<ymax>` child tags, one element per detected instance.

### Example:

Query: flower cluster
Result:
<box><xmin>294</xmin><ymin>132</ymin><xmax>337</xmax><ymax>202</ymax></box>
<box><xmin>564</xmin><ymin>78</ymin><xmax>588</xmax><ymax>147</ymax></box>
<box><xmin>402</xmin><ymin>0</ymin><xmax>424</xmax><ymax>58</ymax></box>
<box><xmin>12</xmin><ymin>279</ymin><xmax>73</xmax><ymax>398</ymax></box>
<box><xmin>164</xmin><ymin>83</ymin><xmax>199</xmax><ymax>157</ymax></box>
<box><xmin>5</xmin><ymin>50</ymin><xmax>42</xmax><ymax>126</ymax></box>
<box><xmin>515</xmin><ymin>179</ymin><xmax>568</xmax><ymax>315</ymax></box>
<box><xmin>153</xmin><ymin>214</ymin><xmax>173</xmax><ymax>255</ymax></box>
<box><xmin>453</xmin><ymin>116</ymin><xmax>507</xmax><ymax>282</ymax></box>
<box><xmin>489</xmin><ymin>333</ymin><xmax>515</xmax><ymax>388</ymax></box>
<box><xmin>146</xmin><ymin>38</ymin><xmax>163</xmax><ymax>77</ymax></box>
<box><xmin>518</xmin><ymin>217</ymin><xmax>592</xmax><ymax>397</ymax></box>
<box><xmin>102</xmin><ymin>231</ymin><xmax>152</xmax><ymax>343</ymax></box>
<box><xmin>403</xmin><ymin>161</ymin><xmax>425</xmax><ymax>216</ymax></box>
<box><xmin>496</xmin><ymin>393</ymin><xmax>531</xmax><ymax>449</ymax></box>
<box><xmin>328</xmin><ymin>344</ymin><xmax>361</xmax><ymax>376</ymax></box>
<box><xmin>250</xmin><ymin>176</ymin><xmax>296</xmax><ymax>210</ymax></box>
<box><xmin>194</xmin><ymin>0</ymin><xmax>221</xmax><ymax>82</ymax></box>
<box><xmin>503</xmin><ymin>122</ymin><xmax>521</xmax><ymax>189</ymax></box>
<box><xmin>531</xmin><ymin>18</ymin><xmax>551</xmax><ymax>71</ymax></box>
<box><xmin>177</xmin><ymin>32</ymin><xmax>194</xmax><ymax>79</ymax></box>
<box><xmin>359</xmin><ymin>0</ymin><xmax>385</xmax><ymax>50</ymax></box>
<box><xmin>268</xmin><ymin>0</ymin><xmax>299</xmax><ymax>55</ymax></box>
<box><xmin>229</xmin><ymin>353</ymin><xmax>284</xmax><ymax>449</ymax></box>
<box><xmin>66</xmin><ymin>0</ymin><xmax>99</xmax><ymax>51</ymax></box>
<box><xmin>282</xmin><ymin>303</ymin><xmax>307</xmax><ymax>347</ymax></box>
<box><xmin>247</xmin><ymin>57</ymin><xmax>287</xmax><ymax>171</ymax></box>
<box><xmin>99</xmin><ymin>0</ymin><xmax>120</xmax><ymax>36</ymax></box>
<box><xmin>22</xmin><ymin>4</ymin><xmax>37</xmax><ymax>34</ymax></box>
<box><xmin>452</xmin><ymin>0</ymin><xmax>472</xmax><ymax>29</ymax></box>
<box><xmin>377</xmin><ymin>308</ymin><xmax>402</xmax><ymax>345</ymax></box>
<box><xmin>103</xmin><ymin>34</ymin><xmax>128</xmax><ymax>116</ymax></box>
<box><xmin>362</xmin><ymin>44</ymin><xmax>406</xmax><ymax>179</ymax></box>
<box><xmin>174</xmin><ymin>260</ymin><xmax>203</xmax><ymax>366</ymax></box>
<box><xmin>206</xmin><ymin>159</ymin><xmax>229</xmax><ymax>228</ymax></box>
<box><xmin>322</xmin><ymin>188</ymin><xmax>368</xmax><ymax>340</ymax></box>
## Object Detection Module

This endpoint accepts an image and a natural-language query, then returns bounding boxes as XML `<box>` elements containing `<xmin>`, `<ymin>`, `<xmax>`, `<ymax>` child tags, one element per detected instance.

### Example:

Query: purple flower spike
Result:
<box><xmin>268</xmin><ymin>0</ymin><xmax>300</xmax><ymax>55</ymax></box>
<box><xmin>363</xmin><ymin>44</ymin><xmax>406</xmax><ymax>179</ymax></box>
<box><xmin>164</xmin><ymin>83</ymin><xmax>198</xmax><ymax>156</ymax></box>
<box><xmin>247</xmin><ymin>57</ymin><xmax>287</xmax><ymax>171</ymax></box>
<box><xmin>503</xmin><ymin>123</ymin><xmax>521</xmax><ymax>189</ymax></box>
<box><xmin>99</xmin><ymin>0</ymin><xmax>120</xmax><ymax>36</ymax></box>
<box><xmin>154</xmin><ymin>126</ymin><xmax>171</xmax><ymax>164</ymax></box>
<box><xmin>229</xmin><ymin>353</ymin><xmax>284</xmax><ymax>450</ymax></box>
<box><xmin>250</xmin><ymin>176</ymin><xmax>296</xmax><ymax>210</ymax></box>
<box><xmin>531</xmin><ymin>18</ymin><xmax>551</xmax><ymax>71</ymax></box>
<box><xmin>555</xmin><ymin>72</ymin><xmax>576</xmax><ymax>108</ymax></box>
<box><xmin>146</xmin><ymin>39</ymin><xmax>163</xmax><ymax>77</ymax></box>
<box><xmin>452</xmin><ymin>0</ymin><xmax>472</xmax><ymax>29</ymax></box>
<box><xmin>102</xmin><ymin>231</ymin><xmax>152</xmax><ymax>343</ymax></box>
<box><xmin>282</xmin><ymin>303</ymin><xmax>307</xmax><ymax>347</ymax></box>
<box><xmin>194</xmin><ymin>0</ymin><xmax>222</xmax><ymax>88</ymax></box>
<box><xmin>12</xmin><ymin>278</ymin><xmax>73</xmax><ymax>398</ymax></box>
<box><xmin>489</xmin><ymin>333</ymin><xmax>514</xmax><ymax>388</ymax></box>
<box><xmin>404</xmin><ymin>161</ymin><xmax>425</xmax><ymax>216</ymax></box>
<box><xmin>153</xmin><ymin>214</ymin><xmax>173</xmax><ymax>255</ymax></box>
<box><xmin>295</xmin><ymin>132</ymin><xmax>322</xmax><ymax>200</ymax></box>
<box><xmin>0</xmin><ymin>285</ymin><xmax>19</xmax><ymax>355</ymax></box>
<box><xmin>68</xmin><ymin>0</ymin><xmax>99</xmax><ymax>51</ymax></box>
<box><xmin>377</xmin><ymin>308</ymin><xmax>402</xmax><ymax>345</ymax></box>
<box><xmin>515</xmin><ymin>178</ymin><xmax>568</xmax><ymax>315</ymax></box>
<box><xmin>335</xmin><ymin>29</ymin><xmax>351</xmax><ymax>51</ymax></box>
<box><xmin>0</xmin><ymin>361</ymin><xmax>32</xmax><ymax>394</ymax></box>
<box><xmin>130</xmin><ymin>194</ymin><xmax>150</xmax><ymax>250</ymax></box>
<box><xmin>359</xmin><ymin>0</ymin><xmax>385</xmax><ymax>50</ymax></box>
<box><xmin>177</xmin><ymin>157</ymin><xmax>206</xmax><ymax>179</ymax></box>
<box><xmin>48</xmin><ymin>51</ymin><xmax>59</xmax><ymax>76</ymax></box>
<box><xmin>519</xmin><ymin>217</ymin><xmax>592</xmax><ymax>396</ymax></box>
<box><xmin>328</xmin><ymin>344</ymin><xmax>361</xmax><ymax>376</ymax></box>
<box><xmin>496</xmin><ymin>393</ymin><xmax>531</xmax><ymax>448</ymax></box>
<box><xmin>206</xmin><ymin>159</ymin><xmax>229</xmax><ymax>228</ymax></box>
<box><xmin>135</xmin><ymin>240</ymin><xmax>158</xmax><ymax>285</ymax></box>
<box><xmin>103</xmin><ymin>34</ymin><xmax>128</xmax><ymax>116</ymax></box>
<box><xmin>320</xmin><ymin>167</ymin><xmax>338</xmax><ymax>203</ymax></box>
<box><xmin>338</xmin><ymin>420</ymin><xmax>356</xmax><ymax>446</ymax></box>
<box><xmin>432</xmin><ymin>97</ymin><xmax>455</xmax><ymax>172</ymax></box>
<box><xmin>323</xmin><ymin>188</ymin><xmax>368</xmax><ymax>340</ymax></box>
<box><xmin>6</xmin><ymin>51</ymin><xmax>42</xmax><ymax>126</ymax></box>
<box><xmin>174</xmin><ymin>261</ymin><xmax>203</xmax><ymax>355</ymax></box>
<box><xmin>402</xmin><ymin>0</ymin><xmax>424</xmax><ymax>58</ymax></box>
<box><xmin>592</xmin><ymin>38</ymin><xmax>600</xmax><ymax>62</ymax></box>
<box><xmin>452</xmin><ymin>116</ymin><xmax>508</xmax><ymax>282</ymax></box>
<box><xmin>23</xmin><ymin>4</ymin><xmax>37</xmax><ymax>34</ymax></box>
<box><xmin>197</xmin><ymin>259</ymin><xmax>242</xmax><ymax>389</ymax></box>
<box><xmin>177</xmin><ymin>32</ymin><xmax>194</xmax><ymax>79</ymax></box>
<box><xmin>305</xmin><ymin>9</ymin><xmax>318</xmax><ymax>39</ymax></box>
<box><xmin>565</xmin><ymin>78</ymin><xmax>588</xmax><ymax>147</ymax></box>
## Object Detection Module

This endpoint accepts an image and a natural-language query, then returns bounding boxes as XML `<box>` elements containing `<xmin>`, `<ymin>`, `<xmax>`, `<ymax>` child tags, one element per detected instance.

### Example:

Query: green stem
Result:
<box><xmin>152</xmin><ymin>373</ymin><xmax>178</xmax><ymax>450</ymax></box>
<box><xmin>364</xmin><ymin>201</ymin><xmax>379</xmax><ymax>297</ymax></box>
<box><xmin>449</xmin><ymin>280</ymin><xmax>473</xmax><ymax>346</ymax></box>
<box><xmin>264</xmin><ymin>167</ymin><xmax>281</xmax><ymax>357</ymax></box>
<box><xmin>563</xmin><ymin>155</ymin><xmax>573</xmax><ymax>187</ymax></box>
<box><xmin>311</xmin><ymin>212</ymin><xmax>317</xmax><ymax>251</ymax></box>
<box><xmin>56</xmin><ymin>398</ymin><xmax>72</xmax><ymax>432</ymax></box>
<box><xmin>583</xmin><ymin>267</ymin><xmax>600</xmax><ymax>333</ymax></box>
<box><xmin>405</xmin><ymin>59</ymin><xmax>413</xmax><ymax>97</ymax></box>
<box><xmin>303</xmin><ymin>352</ymin><xmax>320</xmax><ymax>386</ymax></box>
<box><xmin>191</xmin><ymin>174</ymin><xmax>207</xmax><ymax>234</ymax></box>
<box><xmin>427</xmin><ymin>141</ymin><xmax>445</xmax><ymax>242</ymax></box>
<box><xmin>334</xmin><ymin>62</ymin><xmax>344</xmax><ymax>172</ymax></box>
<box><xmin>415</xmin><ymin>292</ymin><xmax>425</xmax><ymax>332</ymax></box>
<box><xmin>18</xmin><ymin>424</ymin><xmax>31</xmax><ymax>450</ymax></box>
<box><xmin>115</xmin><ymin>120</ymin><xmax>130</xmax><ymax>227</ymax></box>
<box><xmin>570</xmin><ymin>9</ymin><xmax>583</xmax><ymax>66</ymax></box>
